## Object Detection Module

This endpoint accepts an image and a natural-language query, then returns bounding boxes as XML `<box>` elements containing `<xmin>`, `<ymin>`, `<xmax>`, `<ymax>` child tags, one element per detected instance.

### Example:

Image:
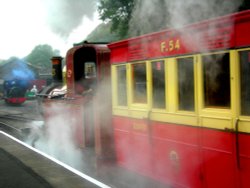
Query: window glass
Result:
<box><xmin>132</xmin><ymin>63</ymin><xmax>147</xmax><ymax>103</ymax></box>
<box><xmin>84</xmin><ymin>62</ymin><xmax>96</xmax><ymax>78</ymax></box>
<box><xmin>202</xmin><ymin>53</ymin><xmax>230</xmax><ymax>108</ymax></box>
<box><xmin>240</xmin><ymin>50</ymin><xmax>250</xmax><ymax>115</ymax></box>
<box><xmin>152</xmin><ymin>60</ymin><xmax>166</xmax><ymax>109</ymax></box>
<box><xmin>177</xmin><ymin>57</ymin><xmax>194</xmax><ymax>111</ymax></box>
<box><xmin>117</xmin><ymin>65</ymin><xmax>127</xmax><ymax>106</ymax></box>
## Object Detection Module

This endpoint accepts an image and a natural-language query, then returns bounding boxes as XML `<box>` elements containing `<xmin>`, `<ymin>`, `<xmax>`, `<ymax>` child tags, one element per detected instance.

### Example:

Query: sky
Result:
<box><xmin>0</xmin><ymin>0</ymin><xmax>101</xmax><ymax>60</ymax></box>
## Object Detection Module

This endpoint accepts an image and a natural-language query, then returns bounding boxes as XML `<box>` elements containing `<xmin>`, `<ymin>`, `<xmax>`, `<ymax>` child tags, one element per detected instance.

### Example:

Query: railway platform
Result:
<box><xmin>0</xmin><ymin>131</ymin><xmax>109</xmax><ymax>188</ymax></box>
<box><xmin>0</xmin><ymin>130</ymin><xmax>169</xmax><ymax>188</ymax></box>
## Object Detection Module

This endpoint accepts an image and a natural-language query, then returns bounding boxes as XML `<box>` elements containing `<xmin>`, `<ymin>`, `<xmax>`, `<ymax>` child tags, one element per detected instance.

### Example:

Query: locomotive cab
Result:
<box><xmin>43</xmin><ymin>43</ymin><xmax>114</xmax><ymax>159</ymax></box>
<box><xmin>67</xmin><ymin>45</ymin><xmax>113</xmax><ymax>152</ymax></box>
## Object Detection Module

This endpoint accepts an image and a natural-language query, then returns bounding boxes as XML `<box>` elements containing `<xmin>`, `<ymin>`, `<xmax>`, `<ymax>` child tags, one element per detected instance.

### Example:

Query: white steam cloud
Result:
<box><xmin>129</xmin><ymin>0</ymin><xmax>244</xmax><ymax>36</ymax></box>
<box><xmin>167</xmin><ymin>0</ymin><xmax>243</xmax><ymax>28</ymax></box>
<box><xmin>26</xmin><ymin>103</ymin><xmax>84</xmax><ymax>169</ymax></box>
<box><xmin>129</xmin><ymin>0</ymin><xmax>168</xmax><ymax>36</ymax></box>
<box><xmin>42</xmin><ymin>0</ymin><xmax>98</xmax><ymax>38</ymax></box>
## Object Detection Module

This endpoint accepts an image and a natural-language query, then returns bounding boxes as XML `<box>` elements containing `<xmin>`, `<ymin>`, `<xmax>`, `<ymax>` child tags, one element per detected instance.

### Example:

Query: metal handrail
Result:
<box><xmin>235</xmin><ymin>118</ymin><xmax>240</xmax><ymax>170</ymax></box>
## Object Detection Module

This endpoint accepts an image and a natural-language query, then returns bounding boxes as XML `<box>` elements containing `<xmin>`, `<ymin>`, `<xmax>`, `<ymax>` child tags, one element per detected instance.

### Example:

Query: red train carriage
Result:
<box><xmin>109</xmin><ymin>10</ymin><xmax>250</xmax><ymax>188</ymax></box>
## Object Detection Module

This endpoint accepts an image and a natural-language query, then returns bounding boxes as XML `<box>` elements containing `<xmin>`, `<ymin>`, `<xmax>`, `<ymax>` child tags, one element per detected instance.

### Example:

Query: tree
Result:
<box><xmin>98</xmin><ymin>0</ymin><xmax>135</xmax><ymax>38</ymax></box>
<box><xmin>25</xmin><ymin>44</ymin><xmax>59</xmax><ymax>74</ymax></box>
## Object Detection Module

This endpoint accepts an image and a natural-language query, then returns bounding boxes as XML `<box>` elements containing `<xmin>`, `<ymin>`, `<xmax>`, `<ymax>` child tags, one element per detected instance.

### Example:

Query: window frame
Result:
<box><xmin>176</xmin><ymin>56</ymin><xmax>196</xmax><ymax>113</ymax></box>
<box><xmin>128</xmin><ymin>61</ymin><xmax>150</xmax><ymax>109</ymax></box>
<box><xmin>150</xmin><ymin>59</ymin><xmax>168</xmax><ymax>111</ymax></box>
<box><xmin>236</xmin><ymin>48</ymin><xmax>250</xmax><ymax>133</ymax></box>
<box><xmin>197</xmin><ymin>51</ymin><xmax>235</xmax><ymax>130</ymax></box>
<box><xmin>112</xmin><ymin>64</ymin><xmax>129</xmax><ymax>111</ymax></box>
<box><xmin>172</xmin><ymin>55</ymin><xmax>198</xmax><ymax>115</ymax></box>
<box><xmin>238</xmin><ymin>48</ymin><xmax>250</xmax><ymax>117</ymax></box>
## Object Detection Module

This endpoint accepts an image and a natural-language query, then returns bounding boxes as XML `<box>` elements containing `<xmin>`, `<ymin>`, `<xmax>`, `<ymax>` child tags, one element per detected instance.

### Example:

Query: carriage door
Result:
<box><xmin>83</xmin><ymin>61</ymin><xmax>96</xmax><ymax>147</ymax></box>
<box><xmin>237</xmin><ymin>49</ymin><xmax>250</xmax><ymax>188</ymax></box>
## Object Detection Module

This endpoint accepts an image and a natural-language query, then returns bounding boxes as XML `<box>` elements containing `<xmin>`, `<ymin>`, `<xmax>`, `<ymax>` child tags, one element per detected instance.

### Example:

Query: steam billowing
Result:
<box><xmin>41</xmin><ymin>0</ymin><xmax>244</xmax><ymax>40</ymax></box>
<box><xmin>167</xmin><ymin>0</ymin><xmax>243</xmax><ymax>28</ymax></box>
<box><xmin>129</xmin><ymin>0</ymin><xmax>169</xmax><ymax>36</ymax></box>
<box><xmin>26</xmin><ymin>103</ymin><xmax>84</xmax><ymax>169</ymax></box>
<box><xmin>42</xmin><ymin>0</ymin><xmax>98</xmax><ymax>38</ymax></box>
<box><xmin>4</xmin><ymin>59</ymin><xmax>35</xmax><ymax>80</ymax></box>
<box><xmin>129</xmin><ymin>0</ymin><xmax>244</xmax><ymax>36</ymax></box>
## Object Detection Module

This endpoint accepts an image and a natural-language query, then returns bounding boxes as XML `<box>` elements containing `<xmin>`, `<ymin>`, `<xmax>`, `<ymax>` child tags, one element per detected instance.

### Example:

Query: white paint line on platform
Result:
<box><xmin>0</xmin><ymin>130</ymin><xmax>111</xmax><ymax>188</ymax></box>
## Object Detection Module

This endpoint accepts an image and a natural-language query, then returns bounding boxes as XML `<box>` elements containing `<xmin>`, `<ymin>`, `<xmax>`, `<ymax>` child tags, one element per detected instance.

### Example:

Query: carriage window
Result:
<box><xmin>117</xmin><ymin>65</ymin><xmax>127</xmax><ymax>106</ymax></box>
<box><xmin>202</xmin><ymin>53</ymin><xmax>230</xmax><ymax>108</ymax></box>
<box><xmin>240</xmin><ymin>50</ymin><xmax>250</xmax><ymax>115</ymax></box>
<box><xmin>85</xmin><ymin>62</ymin><xmax>96</xmax><ymax>78</ymax></box>
<box><xmin>132</xmin><ymin>63</ymin><xmax>147</xmax><ymax>103</ymax></box>
<box><xmin>177</xmin><ymin>57</ymin><xmax>194</xmax><ymax>111</ymax></box>
<box><xmin>152</xmin><ymin>60</ymin><xmax>166</xmax><ymax>109</ymax></box>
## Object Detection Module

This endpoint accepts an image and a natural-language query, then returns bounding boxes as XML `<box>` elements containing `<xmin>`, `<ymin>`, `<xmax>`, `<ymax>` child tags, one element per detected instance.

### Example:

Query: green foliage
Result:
<box><xmin>98</xmin><ymin>0</ymin><xmax>135</xmax><ymax>38</ymax></box>
<box><xmin>0</xmin><ymin>59</ymin><xmax>8</xmax><ymax>65</ymax></box>
<box><xmin>24</xmin><ymin>44</ymin><xmax>59</xmax><ymax>74</ymax></box>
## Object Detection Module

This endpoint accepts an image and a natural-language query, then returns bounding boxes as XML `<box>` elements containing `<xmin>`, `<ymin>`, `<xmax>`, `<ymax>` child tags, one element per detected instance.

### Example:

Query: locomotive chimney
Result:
<box><xmin>51</xmin><ymin>56</ymin><xmax>63</xmax><ymax>83</ymax></box>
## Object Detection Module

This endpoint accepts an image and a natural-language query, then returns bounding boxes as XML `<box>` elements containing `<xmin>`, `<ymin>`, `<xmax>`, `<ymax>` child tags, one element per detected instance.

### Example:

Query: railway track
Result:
<box><xmin>0</xmin><ymin>99</ymin><xmax>43</xmax><ymax>139</ymax></box>
<box><xmin>0</xmin><ymin>113</ymin><xmax>39</xmax><ymax>121</ymax></box>
<box><xmin>0</xmin><ymin>112</ymin><xmax>44</xmax><ymax>141</ymax></box>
